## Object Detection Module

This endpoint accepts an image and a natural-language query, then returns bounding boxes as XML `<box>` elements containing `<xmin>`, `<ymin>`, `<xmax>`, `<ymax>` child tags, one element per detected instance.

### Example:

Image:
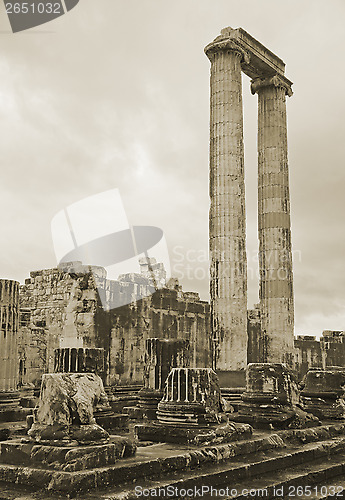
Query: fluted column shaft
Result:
<box><xmin>0</xmin><ymin>280</ymin><xmax>19</xmax><ymax>392</ymax></box>
<box><xmin>205</xmin><ymin>42</ymin><xmax>248</xmax><ymax>371</ymax></box>
<box><xmin>252</xmin><ymin>76</ymin><xmax>294</xmax><ymax>365</ymax></box>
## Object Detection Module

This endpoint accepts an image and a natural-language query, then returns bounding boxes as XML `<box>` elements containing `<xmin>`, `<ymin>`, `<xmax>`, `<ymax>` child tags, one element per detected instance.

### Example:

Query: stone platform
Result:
<box><xmin>0</xmin><ymin>391</ymin><xmax>32</xmax><ymax>423</ymax></box>
<box><xmin>0</xmin><ymin>407</ymin><xmax>31</xmax><ymax>423</ymax></box>
<box><xmin>0</xmin><ymin>423</ymin><xmax>345</xmax><ymax>495</ymax></box>
<box><xmin>0</xmin><ymin>435</ymin><xmax>136</xmax><ymax>472</ymax></box>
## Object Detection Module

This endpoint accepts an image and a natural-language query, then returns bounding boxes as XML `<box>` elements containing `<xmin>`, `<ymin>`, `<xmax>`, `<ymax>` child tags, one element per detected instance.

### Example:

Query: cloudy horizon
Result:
<box><xmin>1</xmin><ymin>0</ymin><xmax>344</xmax><ymax>338</ymax></box>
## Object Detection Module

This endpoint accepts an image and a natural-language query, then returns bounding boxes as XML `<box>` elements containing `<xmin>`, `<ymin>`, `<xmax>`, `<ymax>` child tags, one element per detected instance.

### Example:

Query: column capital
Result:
<box><xmin>204</xmin><ymin>38</ymin><xmax>250</xmax><ymax>65</ymax></box>
<box><xmin>251</xmin><ymin>74</ymin><xmax>293</xmax><ymax>97</ymax></box>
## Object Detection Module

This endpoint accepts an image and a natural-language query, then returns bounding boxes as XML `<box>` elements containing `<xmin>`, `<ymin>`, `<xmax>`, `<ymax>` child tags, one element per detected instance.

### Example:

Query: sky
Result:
<box><xmin>0</xmin><ymin>0</ymin><xmax>344</xmax><ymax>337</ymax></box>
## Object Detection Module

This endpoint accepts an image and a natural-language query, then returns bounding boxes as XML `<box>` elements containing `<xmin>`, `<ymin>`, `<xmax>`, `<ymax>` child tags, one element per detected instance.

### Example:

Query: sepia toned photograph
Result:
<box><xmin>0</xmin><ymin>1</ymin><xmax>345</xmax><ymax>498</ymax></box>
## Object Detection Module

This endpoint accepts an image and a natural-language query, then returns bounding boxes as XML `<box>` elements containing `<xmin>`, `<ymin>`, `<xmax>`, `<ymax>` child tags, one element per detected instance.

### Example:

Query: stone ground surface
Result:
<box><xmin>1</xmin><ymin>423</ymin><xmax>345</xmax><ymax>498</ymax></box>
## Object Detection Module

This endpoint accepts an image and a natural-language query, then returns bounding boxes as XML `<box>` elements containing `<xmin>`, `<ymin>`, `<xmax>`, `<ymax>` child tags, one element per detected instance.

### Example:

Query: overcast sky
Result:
<box><xmin>0</xmin><ymin>0</ymin><xmax>344</xmax><ymax>337</ymax></box>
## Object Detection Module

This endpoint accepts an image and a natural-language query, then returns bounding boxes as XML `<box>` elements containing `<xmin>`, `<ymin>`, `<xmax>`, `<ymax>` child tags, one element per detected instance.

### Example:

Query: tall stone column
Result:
<box><xmin>0</xmin><ymin>280</ymin><xmax>20</xmax><ymax>411</ymax></box>
<box><xmin>205</xmin><ymin>36</ymin><xmax>249</xmax><ymax>372</ymax></box>
<box><xmin>251</xmin><ymin>75</ymin><xmax>294</xmax><ymax>365</ymax></box>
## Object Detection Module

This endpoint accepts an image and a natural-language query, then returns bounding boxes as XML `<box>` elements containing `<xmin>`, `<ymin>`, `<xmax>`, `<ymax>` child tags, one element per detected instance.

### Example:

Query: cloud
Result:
<box><xmin>0</xmin><ymin>0</ymin><xmax>344</xmax><ymax>336</ymax></box>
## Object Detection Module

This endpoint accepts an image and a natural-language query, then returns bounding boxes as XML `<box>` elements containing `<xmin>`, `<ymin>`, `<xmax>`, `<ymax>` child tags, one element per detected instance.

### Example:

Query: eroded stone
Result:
<box><xmin>301</xmin><ymin>367</ymin><xmax>345</xmax><ymax>419</ymax></box>
<box><xmin>27</xmin><ymin>372</ymin><xmax>110</xmax><ymax>444</ymax></box>
<box><xmin>231</xmin><ymin>363</ymin><xmax>319</xmax><ymax>429</ymax></box>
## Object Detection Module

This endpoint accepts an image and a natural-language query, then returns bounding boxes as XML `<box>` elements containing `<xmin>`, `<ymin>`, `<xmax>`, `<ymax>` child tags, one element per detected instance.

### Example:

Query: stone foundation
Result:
<box><xmin>136</xmin><ymin>368</ymin><xmax>252</xmax><ymax>444</ymax></box>
<box><xmin>301</xmin><ymin>367</ymin><xmax>345</xmax><ymax>419</ymax></box>
<box><xmin>135</xmin><ymin>420</ymin><xmax>252</xmax><ymax>445</ymax></box>
<box><xmin>0</xmin><ymin>435</ymin><xmax>136</xmax><ymax>472</ymax></box>
<box><xmin>230</xmin><ymin>363</ymin><xmax>319</xmax><ymax>429</ymax></box>
<box><xmin>137</xmin><ymin>338</ymin><xmax>190</xmax><ymax>420</ymax></box>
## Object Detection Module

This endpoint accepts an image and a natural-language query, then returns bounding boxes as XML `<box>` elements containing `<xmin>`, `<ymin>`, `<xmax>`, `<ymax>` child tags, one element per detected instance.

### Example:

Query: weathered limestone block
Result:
<box><xmin>138</xmin><ymin>338</ymin><xmax>190</xmax><ymax>419</ymax></box>
<box><xmin>0</xmin><ymin>435</ymin><xmax>136</xmax><ymax>471</ymax></box>
<box><xmin>231</xmin><ymin>363</ymin><xmax>319</xmax><ymax>429</ymax></box>
<box><xmin>28</xmin><ymin>373</ymin><xmax>110</xmax><ymax>444</ymax></box>
<box><xmin>301</xmin><ymin>367</ymin><xmax>345</xmax><ymax>419</ymax></box>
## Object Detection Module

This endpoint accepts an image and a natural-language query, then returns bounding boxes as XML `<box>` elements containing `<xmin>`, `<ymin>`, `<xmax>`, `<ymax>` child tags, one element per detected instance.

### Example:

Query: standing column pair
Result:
<box><xmin>206</xmin><ymin>35</ymin><xmax>295</xmax><ymax>370</ymax></box>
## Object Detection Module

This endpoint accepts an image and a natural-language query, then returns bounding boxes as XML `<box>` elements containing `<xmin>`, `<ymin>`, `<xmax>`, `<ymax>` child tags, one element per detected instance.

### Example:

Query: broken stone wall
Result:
<box><xmin>245</xmin><ymin>317</ymin><xmax>345</xmax><ymax>381</ymax></box>
<box><xmin>293</xmin><ymin>332</ymin><xmax>345</xmax><ymax>380</ymax></box>
<box><xmin>108</xmin><ymin>288</ymin><xmax>211</xmax><ymax>386</ymax></box>
<box><xmin>294</xmin><ymin>336</ymin><xmax>324</xmax><ymax>380</ymax></box>
<box><xmin>19</xmin><ymin>267</ymin><xmax>103</xmax><ymax>387</ymax></box>
<box><xmin>320</xmin><ymin>330</ymin><xmax>345</xmax><ymax>368</ymax></box>
<box><xmin>18</xmin><ymin>267</ymin><xmax>211</xmax><ymax>388</ymax></box>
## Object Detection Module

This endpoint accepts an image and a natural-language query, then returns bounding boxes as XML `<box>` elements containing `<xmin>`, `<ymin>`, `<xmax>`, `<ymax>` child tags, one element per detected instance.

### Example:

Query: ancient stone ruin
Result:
<box><xmin>28</xmin><ymin>372</ymin><xmax>110</xmax><ymax>444</ymax></box>
<box><xmin>0</xmin><ymin>280</ymin><xmax>20</xmax><ymax>418</ymax></box>
<box><xmin>0</xmin><ymin>26</ymin><xmax>345</xmax><ymax>497</ymax></box>
<box><xmin>231</xmin><ymin>363</ymin><xmax>319</xmax><ymax>429</ymax></box>
<box><xmin>135</xmin><ymin>367</ymin><xmax>252</xmax><ymax>445</ymax></box>
<box><xmin>137</xmin><ymin>337</ymin><xmax>190</xmax><ymax>419</ymax></box>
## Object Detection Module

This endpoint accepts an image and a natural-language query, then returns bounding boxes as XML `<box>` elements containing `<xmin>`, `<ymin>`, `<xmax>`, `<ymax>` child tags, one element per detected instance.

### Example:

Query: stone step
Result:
<box><xmin>217</xmin><ymin>452</ymin><xmax>345</xmax><ymax>499</ymax></box>
<box><xmin>313</xmin><ymin>477</ymin><xmax>345</xmax><ymax>499</ymax></box>
<box><xmin>83</xmin><ymin>436</ymin><xmax>345</xmax><ymax>499</ymax></box>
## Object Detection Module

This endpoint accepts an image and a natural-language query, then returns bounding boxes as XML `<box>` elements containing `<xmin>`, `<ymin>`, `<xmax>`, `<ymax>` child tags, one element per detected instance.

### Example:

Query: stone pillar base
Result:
<box><xmin>157</xmin><ymin>368</ymin><xmax>224</xmax><ymax>426</ymax></box>
<box><xmin>301</xmin><ymin>367</ymin><xmax>345</xmax><ymax>420</ymax></box>
<box><xmin>229</xmin><ymin>363</ymin><xmax>319</xmax><ymax>429</ymax></box>
<box><xmin>135</xmin><ymin>368</ymin><xmax>252</xmax><ymax>444</ymax></box>
<box><xmin>137</xmin><ymin>388</ymin><xmax>163</xmax><ymax>420</ymax></box>
<box><xmin>28</xmin><ymin>422</ymin><xmax>109</xmax><ymax>446</ymax></box>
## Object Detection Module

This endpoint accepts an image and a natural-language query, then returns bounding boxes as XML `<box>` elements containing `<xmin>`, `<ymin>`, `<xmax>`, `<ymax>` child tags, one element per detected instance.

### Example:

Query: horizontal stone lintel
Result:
<box><xmin>206</xmin><ymin>27</ymin><xmax>290</xmax><ymax>81</ymax></box>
